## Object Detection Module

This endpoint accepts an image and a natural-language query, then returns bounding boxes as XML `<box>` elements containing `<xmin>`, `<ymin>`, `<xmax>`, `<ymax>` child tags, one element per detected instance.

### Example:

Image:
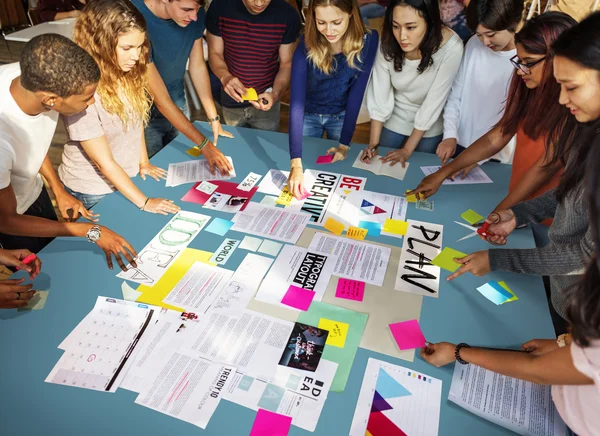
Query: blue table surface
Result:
<box><xmin>0</xmin><ymin>123</ymin><xmax>555</xmax><ymax>435</ymax></box>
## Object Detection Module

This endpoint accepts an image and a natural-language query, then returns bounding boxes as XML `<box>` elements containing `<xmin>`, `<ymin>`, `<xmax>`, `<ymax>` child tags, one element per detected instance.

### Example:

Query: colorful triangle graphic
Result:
<box><xmin>376</xmin><ymin>368</ymin><xmax>412</xmax><ymax>399</ymax></box>
<box><xmin>367</xmin><ymin>411</ymin><xmax>408</xmax><ymax>436</ymax></box>
<box><xmin>373</xmin><ymin>206</ymin><xmax>386</xmax><ymax>214</ymax></box>
<box><xmin>361</xmin><ymin>199</ymin><xmax>375</xmax><ymax>208</ymax></box>
<box><xmin>371</xmin><ymin>390</ymin><xmax>393</xmax><ymax>413</ymax></box>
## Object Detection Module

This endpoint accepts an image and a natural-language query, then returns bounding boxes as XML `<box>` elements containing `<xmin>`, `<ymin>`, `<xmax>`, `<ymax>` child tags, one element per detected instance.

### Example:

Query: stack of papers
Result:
<box><xmin>166</xmin><ymin>157</ymin><xmax>236</xmax><ymax>187</ymax></box>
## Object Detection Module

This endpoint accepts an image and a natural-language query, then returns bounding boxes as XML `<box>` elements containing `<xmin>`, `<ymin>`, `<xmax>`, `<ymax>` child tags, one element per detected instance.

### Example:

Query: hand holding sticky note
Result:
<box><xmin>276</xmin><ymin>186</ymin><xmax>294</xmax><ymax>206</ymax></box>
<box><xmin>316</xmin><ymin>155</ymin><xmax>334</xmax><ymax>164</ymax></box>
<box><xmin>431</xmin><ymin>247</ymin><xmax>467</xmax><ymax>272</ymax></box>
<box><xmin>242</xmin><ymin>88</ymin><xmax>258</xmax><ymax>101</ymax></box>
<box><xmin>405</xmin><ymin>190</ymin><xmax>417</xmax><ymax>203</ymax></box>
<box><xmin>389</xmin><ymin>319</ymin><xmax>426</xmax><ymax>350</ymax></box>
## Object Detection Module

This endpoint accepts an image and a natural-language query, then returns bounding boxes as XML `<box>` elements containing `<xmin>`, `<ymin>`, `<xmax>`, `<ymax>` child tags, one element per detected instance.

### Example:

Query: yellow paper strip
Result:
<box><xmin>383</xmin><ymin>218</ymin><xmax>408</xmax><ymax>236</ymax></box>
<box><xmin>276</xmin><ymin>186</ymin><xmax>294</xmax><ymax>206</ymax></box>
<box><xmin>346</xmin><ymin>226</ymin><xmax>368</xmax><ymax>240</ymax></box>
<box><xmin>324</xmin><ymin>217</ymin><xmax>345</xmax><ymax>235</ymax></box>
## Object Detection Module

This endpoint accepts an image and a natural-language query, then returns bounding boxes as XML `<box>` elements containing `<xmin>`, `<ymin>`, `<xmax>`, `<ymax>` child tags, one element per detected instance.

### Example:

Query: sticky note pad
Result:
<box><xmin>316</xmin><ymin>155</ymin><xmax>334</xmax><ymax>164</ymax></box>
<box><xmin>276</xmin><ymin>187</ymin><xmax>294</xmax><ymax>206</ymax></box>
<box><xmin>477</xmin><ymin>281</ymin><xmax>513</xmax><ymax>305</ymax></box>
<box><xmin>297</xmin><ymin>189</ymin><xmax>312</xmax><ymax>200</ymax></box>
<box><xmin>324</xmin><ymin>217</ymin><xmax>345</xmax><ymax>235</ymax></box>
<box><xmin>281</xmin><ymin>285</ymin><xmax>315</xmax><ymax>311</ymax></box>
<box><xmin>250</xmin><ymin>409</ymin><xmax>292</xmax><ymax>436</ymax></box>
<box><xmin>346</xmin><ymin>226</ymin><xmax>368</xmax><ymax>240</ymax></box>
<box><xmin>389</xmin><ymin>319</ymin><xmax>427</xmax><ymax>350</ymax></box>
<box><xmin>258</xmin><ymin>239</ymin><xmax>282</xmax><ymax>257</ymax></box>
<box><xmin>405</xmin><ymin>190</ymin><xmax>417</xmax><ymax>203</ymax></box>
<box><xmin>205</xmin><ymin>217</ymin><xmax>234</xmax><ymax>236</ymax></box>
<box><xmin>186</xmin><ymin>146</ymin><xmax>203</xmax><ymax>157</ymax></box>
<box><xmin>498</xmin><ymin>281</ymin><xmax>518</xmax><ymax>303</ymax></box>
<box><xmin>358</xmin><ymin>220</ymin><xmax>381</xmax><ymax>237</ymax></box>
<box><xmin>240</xmin><ymin>236</ymin><xmax>263</xmax><ymax>252</ymax></box>
<box><xmin>18</xmin><ymin>290</ymin><xmax>49</xmax><ymax>311</ymax></box>
<box><xmin>243</xmin><ymin>88</ymin><xmax>258</xmax><ymax>101</ymax></box>
<box><xmin>431</xmin><ymin>247</ymin><xmax>467</xmax><ymax>272</ymax></box>
<box><xmin>383</xmin><ymin>219</ymin><xmax>408</xmax><ymax>236</ymax></box>
<box><xmin>318</xmin><ymin>318</ymin><xmax>349</xmax><ymax>348</ymax></box>
<box><xmin>335</xmin><ymin>278</ymin><xmax>365</xmax><ymax>302</ymax></box>
<box><xmin>461</xmin><ymin>209</ymin><xmax>485</xmax><ymax>225</ymax></box>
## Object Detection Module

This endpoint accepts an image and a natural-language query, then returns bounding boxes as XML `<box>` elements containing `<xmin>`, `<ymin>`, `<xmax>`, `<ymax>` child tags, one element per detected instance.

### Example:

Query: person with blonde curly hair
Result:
<box><xmin>58</xmin><ymin>0</ymin><xmax>180</xmax><ymax>215</ymax></box>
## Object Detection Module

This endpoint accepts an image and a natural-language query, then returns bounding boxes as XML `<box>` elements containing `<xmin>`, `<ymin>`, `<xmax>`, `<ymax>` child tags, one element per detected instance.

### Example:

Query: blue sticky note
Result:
<box><xmin>358</xmin><ymin>220</ymin><xmax>382</xmax><ymax>237</ymax></box>
<box><xmin>477</xmin><ymin>281</ymin><xmax>511</xmax><ymax>305</ymax></box>
<box><xmin>205</xmin><ymin>217</ymin><xmax>233</xmax><ymax>236</ymax></box>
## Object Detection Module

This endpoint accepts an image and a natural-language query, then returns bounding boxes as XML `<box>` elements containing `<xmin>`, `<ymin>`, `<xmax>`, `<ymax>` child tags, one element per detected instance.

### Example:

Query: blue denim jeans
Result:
<box><xmin>64</xmin><ymin>186</ymin><xmax>107</xmax><ymax>210</ymax></box>
<box><xmin>379</xmin><ymin>127</ymin><xmax>443</xmax><ymax>154</ymax></box>
<box><xmin>303</xmin><ymin>111</ymin><xmax>345</xmax><ymax>142</ymax></box>
<box><xmin>145</xmin><ymin>99</ymin><xmax>190</xmax><ymax>158</ymax></box>
<box><xmin>360</xmin><ymin>3</ymin><xmax>386</xmax><ymax>23</ymax></box>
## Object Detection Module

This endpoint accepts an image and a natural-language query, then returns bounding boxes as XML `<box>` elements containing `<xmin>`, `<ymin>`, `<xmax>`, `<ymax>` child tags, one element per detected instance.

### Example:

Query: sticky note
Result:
<box><xmin>249</xmin><ymin>409</ymin><xmax>292</xmax><ymax>436</ymax></box>
<box><xmin>335</xmin><ymin>278</ymin><xmax>365</xmax><ymax>302</ymax></box>
<box><xmin>205</xmin><ymin>217</ymin><xmax>234</xmax><ymax>236</ymax></box>
<box><xmin>431</xmin><ymin>247</ymin><xmax>467</xmax><ymax>272</ymax></box>
<box><xmin>358</xmin><ymin>220</ymin><xmax>381</xmax><ymax>237</ymax></box>
<box><xmin>243</xmin><ymin>88</ymin><xmax>258</xmax><ymax>101</ymax></box>
<box><xmin>297</xmin><ymin>188</ymin><xmax>311</xmax><ymax>200</ymax></box>
<box><xmin>281</xmin><ymin>285</ymin><xmax>315</xmax><ymax>311</ymax></box>
<box><xmin>389</xmin><ymin>319</ymin><xmax>427</xmax><ymax>350</ymax></box>
<box><xmin>498</xmin><ymin>281</ymin><xmax>518</xmax><ymax>303</ymax></box>
<box><xmin>18</xmin><ymin>291</ymin><xmax>49</xmax><ymax>311</ymax></box>
<box><xmin>240</xmin><ymin>236</ymin><xmax>263</xmax><ymax>252</ymax></box>
<box><xmin>405</xmin><ymin>190</ymin><xmax>417</xmax><ymax>203</ymax></box>
<box><xmin>318</xmin><ymin>318</ymin><xmax>349</xmax><ymax>348</ymax></box>
<box><xmin>186</xmin><ymin>145</ymin><xmax>203</xmax><ymax>157</ymax></box>
<box><xmin>346</xmin><ymin>226</ymin><xmax>368</xmax><ymax>240</ymax></box>
<box><xmin>316</xmin><ymin>154</ymin><xmax>334</xmax><ymax>164</ymax></box>
<box><xmin>477</xmin><ymin>281</ymin><xmax>513</xmax><ymax>305</ymax></box>
<box><xmin>196</xmin><ymin>181</ymin><xmax>218</xmax><ymax>195</ymax></box>
<box><xmin>122</xmin><ymin>282</ymin><xmax>142</xmax><ymax>302</ymax></box>
<box><xmin>461</xmin><ymin>209</ymin><xmax>485</xmax><ymax>225</ymax></box>
<box><xmin>260</xmin><ymin>196</ymin><xmax>278</xmax><ymax>206</ymax></box>
<box><xmin>276</xmin><ymin>186</ymin><xmax>294</xmax><ymax>206</ymax></box>
<box><xmin>324</xmin><ymin>217</ymin><xmax>345</xmax><ymax>235</ymax></box>
<box><xmin>383</xmin><ymin>219</ymin><xmax>408</xmax><ymax>236</ymax></box>
<box><xmin>258</xmin><ymin>239</ymin><xmax>282</xmax><ymax>257</ymax></box>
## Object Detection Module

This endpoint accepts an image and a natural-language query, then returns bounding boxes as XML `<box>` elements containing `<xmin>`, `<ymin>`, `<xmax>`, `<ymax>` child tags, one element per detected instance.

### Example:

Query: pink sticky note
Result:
<box><xmin>250</xmin><ymin>409</ymin><xmax>292</xmax><ymax>436</ymax></box>
<box><xmin>298</xmin><ymin>188</ymin><xmax>312</xmax><ymax>200</ymax></box>
<box><xmin>281</xmin><ymin>285</ymin><xmax>315</xmax><ymax>311</ymax></box>
<box><xmin>316</xmin><ymin>154</ymin><xmax>334</xmax><ymax>164</ymax></box>
<box><xmin>389</xmin><ymin>319</ymin><xmax>427</xmax><ymax>350</ymax></box>
<box><xmin>335</xmin><ymin>278</ymin><xmax>365</xmax><ymax>302</ymax></box>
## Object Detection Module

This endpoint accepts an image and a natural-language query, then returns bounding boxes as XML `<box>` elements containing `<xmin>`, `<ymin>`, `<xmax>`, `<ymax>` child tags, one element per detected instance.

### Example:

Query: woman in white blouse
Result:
<box><xmin>361</xmin><ymin>0</ymin><xmax>463</xmax><ymax>168</ymax></box>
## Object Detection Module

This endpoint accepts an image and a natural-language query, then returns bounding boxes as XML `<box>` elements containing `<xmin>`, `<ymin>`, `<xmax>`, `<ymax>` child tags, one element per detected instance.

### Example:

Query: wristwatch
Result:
<box><xmin>557</xmin><ymin>334</ymin><xmax>569</xmax><ymax>348</ymax></box>
<box><xmin>86</xmin><ymin>225</ymin><xmax>102</xmax><ymax>243</ymax></box>
<box><xmin>207</xmin><ymin>115</ymin><xmax>220</xmax><ymax>123</ymax></box>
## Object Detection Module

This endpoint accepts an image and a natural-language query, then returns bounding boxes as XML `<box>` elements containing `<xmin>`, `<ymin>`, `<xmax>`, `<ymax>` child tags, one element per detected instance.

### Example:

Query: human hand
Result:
<box><xmin>447</xmin><ymin>250</ymin><xmax>490</xmax><ymax>281</ymax></box>
<box><xmin>436</xmin><ymin>138</ymin><xmax>457</xmax><ymax>166</ymax></box>
<box><xmin>360</xmin><ymin>145</ymin><xmax>379</xmax><ymax>164</ymax></box>
<box><xmin>142</xmin><ymin>198</ymin><xmax>180</xmax><ymax>215</ymax></box>
<box><xmin>420</xmin><ymin>342</ymin><xmax>457</xmax><ymax>367</ymax></box>
<box><xmin>210</xmin><ymin>120</ymin><xmax>234</xmax><ymax>147</ymax></box>
<box><xmin>0</xmin><ymin>249</ymin><xmax>42</xmax><ymax>279</ymax></box>
<box><xmin>0</xmin><ymin>279</ymin><xmax>36</xmax><ymax>309</ymax></box>
<box><xmin>139</xmin><ymin>162</ymin><xmax>167</xmax><ymax>181</ymax></box>
<box><xmin>54</xmin><ymin>188</ymin><xmax>99</xmax><ymax>222</ymax></box>
<box><xmin>222</xmin><ymin>75</ymin><xmax>247</xmax><ymax>104</ymax></box>
<box><xmin>69</xmin><ymin>10</ymin><xmax>82</xmax><ymax>18</ymax></box>
<box><xmin>483</xmin><ymin>210</ymin><xmax>517</xmax><ymax>245</ymax></box>
<box><xmin>406</xmin><ymin>172</ymin><xmax>445</xmax><ymax>200</ymax></box>
<box><xmin>250</xmin><ymin>92</ymin><xmax>274</xmax><ymax>111</ymax></box>
<box><xmin>451</xmin><ymin>163</ymin><xmax>478</xmax><ymax>180</ymax></box>
<box><xmin>380</xmin><ymin>148</ymin><xmax>411</xmax><ymax>168</ymax></box>
<box><xmin>288</xmin><ymin>165</ymin><xmax>305</xmax><ymax>199</ymax></box>
<box><xmin>201</xmin><ymin>142</ymin><xmax>233</xmax><ymax>176</ymax></box>
<box><xmin>94</xmin><ymin>226</ymin><xmax>138</xmax><ymax>271</ymax></box>
<box><xmin>522</xmin><ymin>338</ymin><xmax>560</xmax><ymax>355</ymax></box>
<box><xmin>326</xmin><ymin>144</ymin><xmax>348</xmax><ymax>163</ymax></box>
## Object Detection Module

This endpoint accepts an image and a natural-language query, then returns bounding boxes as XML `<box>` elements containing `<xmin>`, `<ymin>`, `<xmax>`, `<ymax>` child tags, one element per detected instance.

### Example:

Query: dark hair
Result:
<box><xmin>169</xmin><ymin>0</ymin><xmax>204</xmax><ymax>4</ymax></box>
<box><xmin>465</xmin><ymin>0</ymin><xmax>524</xmax><ymax>32</ymax></box>
<box><xmin>380</xmin><ymin>0</ymin><xmax>442</xmax><ymax>73</ymax></box>
<box><xmin>497</xmin><ymin>12</ymin><xmax>576</xmax><ymax>148</ymax></box>
<box><xmin>20</xmin><ymin>34</ymin><xmax>100</xmax><ymax>98</ymax></box>
<box><xmin>549</xmin><ymin>12</ymin><xmax>600</xmax><ymax>203</ymax></box>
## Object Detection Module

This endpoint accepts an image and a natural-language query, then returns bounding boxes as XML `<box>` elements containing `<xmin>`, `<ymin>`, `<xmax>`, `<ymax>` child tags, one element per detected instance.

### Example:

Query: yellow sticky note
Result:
<box><xmin>405</xmin><ymin>190</ymin><xmax>417</xmax><ymax>203</ymax></box>
<box><xmin>461</xmin><ymin>209</ymin><xmax>485</xmax><ymax>225</ymax></box>
<box><xmin>276</xmin><ymin>186</ymin><xmax>294</xmax><ymax>206</ymax></box>
<box><xmin>324</xmin><ymin>217</ymin><xmax>345</xmax><ymax>235</ymax></box>
<box><xmin>346</xmin><ymin>226</ymin><xmax>368</xmax><ymax>240</ymax></box>
<box><xmin>498</xmin><ymin>281</ymin><xmax>519</xmax><ymax>303</ymax></box>
<box><xmin>383</xmin><ymin>219</ymin><xmax>408</xmax><ymax>236</ymax></box>
<box><xmin>136</xmin><ymin>248</ymin><xmax>215</xmax><ymax>312</ymax></box>
<box><xmin>186</xmin><ymin>146</ymin><xmax>203</xmax><ymax>157</ymax></box>
<box><xmin>242</xmin><ymin>88</ymin><xmax>258</xmax><ymax>101</ymax></box>
<box><xmin>318</xmin><ymin>318</ymin><xmax>349</xmax><ymax>348</ymax></box>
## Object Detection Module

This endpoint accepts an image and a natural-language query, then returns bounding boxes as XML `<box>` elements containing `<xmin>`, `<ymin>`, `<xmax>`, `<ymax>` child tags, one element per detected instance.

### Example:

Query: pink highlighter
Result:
<box><xmin>16</xmin><ymin>253</ymin><xmax>37</xmax><ymax>270</ymax></box>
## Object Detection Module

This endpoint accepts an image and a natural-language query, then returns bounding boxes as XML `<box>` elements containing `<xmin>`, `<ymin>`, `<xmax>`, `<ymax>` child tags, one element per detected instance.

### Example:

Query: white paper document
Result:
<box><xmin>352</xmin><ymin>154</ymin><xmax>410</xmax><ymax>180</ymax></box>
<box><xmin>257</xmin><ymin>169</ymin><xmax>289</xmax><ymax>195</ymax></box>
<box><xmin>449</xmin><ymin>363</ymin><xmax>566</xmax><ymax>436</ymax></box>
<box><xmin>255</xmin><ymin>245</ymin><xmax>337</xmax><ymax>307</ymax></box>
<box><xmin>135</xmin><ymin>348</ymin><xmax>235</xmax><ymax>429</ymax></box>
<box><xmin>350</xmin><ymin>358</ymin><xmax>442</xmax><ymax>436</ymax></box>
<box><xmin>230</xmin><ymin>202</ymin><xmax>312</xmax><ymax>244</ymax></box>
<box><xmin>308</xmin><ymin>232</ymin><xmax>391</xmax><ymax>286</ymax></box>
<box><xmin>237</xmin><ymin>172</ymin><xmax>262</xmax><ymax>191</ymax></box>
<box><xmin>394</xmin><ymin>219</ymin><xmax>443</xmax><ymax>297</ymax></box>
<box><xmin>162</xmin><ymin>262</ymin><xmax>233</xmax><ymax>313</ymax></box>
<box><xmin>208</xmin><ymin>238</ymin><xmax>240</xmax><ymax>265</ymax></box>
<box><xmin>117</xmin><ymin>211</ymin><xmax>210</xmax><ymax>286</ymax></box>
<box><xmin>166</xmin><ymin>157</ymin><xmax>236</xmax><ymax>187</ymax></box>
<box><xmin>421</xmin><ymin>165</ymin><xmax>493</xmax><ymax>185</ymax></box>
<box><xmin>333</xmin><ymin>190</ymin><xmax>408</xmax><ymax>231</ymax></box>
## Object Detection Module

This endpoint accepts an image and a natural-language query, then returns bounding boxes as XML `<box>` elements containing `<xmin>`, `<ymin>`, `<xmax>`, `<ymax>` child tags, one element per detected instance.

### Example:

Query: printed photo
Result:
<box><xmin>279</xmin><ymin>322</ymin><xmax>329</xmax><ymax>372</ymax></box>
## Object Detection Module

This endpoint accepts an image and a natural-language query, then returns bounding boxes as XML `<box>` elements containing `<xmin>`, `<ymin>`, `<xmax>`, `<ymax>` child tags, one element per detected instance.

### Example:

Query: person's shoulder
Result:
<box><xmin>438</xmin><ymin>28</ymin><xmax>464</xmax><ymax>55</ymax></box>
<box><xmin>0</xmin><ymin>62</ymin><xmax>21</xmax><ymax>81</ymax></box>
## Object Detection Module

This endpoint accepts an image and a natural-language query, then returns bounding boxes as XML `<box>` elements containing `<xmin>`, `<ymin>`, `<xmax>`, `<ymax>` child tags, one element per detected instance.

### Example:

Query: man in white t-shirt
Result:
<box><xmin>0</xmin><ymin>34</ymin><xmax>137</xmax><ymax>272</ymax></box>
<box><xmin>436</xmin><ymin>0</ymin><xmax>524</xmax><ymax>174</ymax></box>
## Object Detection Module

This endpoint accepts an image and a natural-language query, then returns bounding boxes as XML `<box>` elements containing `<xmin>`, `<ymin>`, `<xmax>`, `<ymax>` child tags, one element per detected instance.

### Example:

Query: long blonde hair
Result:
<box><xmin>73</xmin><ymin>0</ymin><xmax>152</xmax><ymax>127</ymax></box>
<box><xmin>305</xmin><ymin>0</ymin><xmax>368</xmax><ymax>74</ymax></box>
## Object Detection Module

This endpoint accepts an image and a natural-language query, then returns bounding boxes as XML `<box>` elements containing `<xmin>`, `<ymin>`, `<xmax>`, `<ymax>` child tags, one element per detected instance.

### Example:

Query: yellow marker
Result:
<box><xmin>405</xmin><ymin>190</ymin><xmax>417</xmax><ymax>203</ymax></box>
<box><xmin>318</xmin><ymin>318</ymin><xmax>349</xmax><ymax>348</ymax></box>
<box><xmin>324</xmin><ymin>217</ymin><xmax>345</xmax><ymax>235</ymax></box>
<box><xmin>242</xmin><ymin>88</ymin><xmax>258</xmax><ymax>101</ymax></box>
<box><xmin>276</xmin><ymin>186</ymin><xmax>294</xmax><ymax>206</ymax></box>
<box><xmin>346</xmin><ymin>226</ymin><xmax>368</xmax><ymax>240</ymax></box>
<box><xmin>383</xmin><ymin>219</ymin><xmax>408</xmax><ymax>236</ymax></box>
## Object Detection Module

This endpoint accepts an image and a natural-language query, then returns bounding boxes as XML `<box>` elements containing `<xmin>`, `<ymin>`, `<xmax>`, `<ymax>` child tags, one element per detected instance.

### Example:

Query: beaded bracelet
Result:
<box><xmin>196</xmin><ymin>137</ymin><xmax>209</xmax><ymax>152</ymax></box>
<box><xmin>455</xmin><ymin>343</ymin><xmax>471</xmax><ymax>365</ymax></box>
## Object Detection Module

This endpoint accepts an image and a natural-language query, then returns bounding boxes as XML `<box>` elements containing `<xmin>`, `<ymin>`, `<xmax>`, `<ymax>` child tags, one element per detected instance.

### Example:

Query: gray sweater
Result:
<box><xmin>488</xmin><ymin>188</ymin><xmax>593</xmax><ymax>320</ymax></box>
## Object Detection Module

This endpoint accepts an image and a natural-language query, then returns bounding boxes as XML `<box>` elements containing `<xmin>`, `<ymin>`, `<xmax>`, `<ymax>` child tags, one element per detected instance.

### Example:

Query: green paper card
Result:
<box><xmin>431</xmin><ymin>247</ymin><xmax>467</xmax><ymax>272</ymax></box>
<box><xmin>18</xmin><ymin>291</ymin><xmax>49</xmax><ymax>311</ymax></box>
<box><xmin>498</xmin><ymin>281</ymin><xmax>519</xmax><ymax>303</ymax></box>
<box><xmin>461</xmin><ymin>209</ymin><xmax>484</xmax><ymax>225</ymax></box>
<box><xmin>297</xmin><ymin>301</ymin><xmax>367</xmax><ymax>393</ymax></box>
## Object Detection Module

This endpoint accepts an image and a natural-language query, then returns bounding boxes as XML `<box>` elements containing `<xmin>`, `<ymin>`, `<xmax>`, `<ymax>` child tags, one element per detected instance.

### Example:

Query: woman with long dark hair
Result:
<box><xmin>421</xmin><ymin>16</ymin><xmax>600</xmax><ymax>435</ymax></box>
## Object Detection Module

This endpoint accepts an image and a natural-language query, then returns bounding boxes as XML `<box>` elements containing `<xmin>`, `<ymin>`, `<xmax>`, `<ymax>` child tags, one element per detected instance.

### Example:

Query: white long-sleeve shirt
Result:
<box><xmin>367</xmin><ymin>31</ymin><xmax>463</xmax><ymax>138</ymax></box>
<box><xmin>443</xmin><ymin>36</ymin><xmax>516</xmax><ymax>163</ymax></box>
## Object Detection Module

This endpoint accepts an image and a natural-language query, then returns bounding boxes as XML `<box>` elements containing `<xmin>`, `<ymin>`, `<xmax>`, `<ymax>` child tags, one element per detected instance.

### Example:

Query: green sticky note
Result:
<box><xmin>431</xmin><ymin>247</ymin><xmax>467</xmax><ymax>272</ymax></box>
<box><xmin>498</xmin><ymin>281</ymin><xmax>519</xmax><ymax>303</ymax></box>
<box><xmin>461</xmin><ymin>209</ymin><xmax>485</xmax><ymax>225</ymax></box>
<box><xmin>18</xmin><ymin>291</ymin><xmax>49</xmax><ymax>311</ymax></box>
<box><xmin>297</xmin><ymin>302</ymin><xmax>368</xmax><ymax>393</ymax></box>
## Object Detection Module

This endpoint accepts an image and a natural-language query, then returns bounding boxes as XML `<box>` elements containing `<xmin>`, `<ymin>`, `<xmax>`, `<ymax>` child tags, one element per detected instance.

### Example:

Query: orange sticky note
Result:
<box><xmin>324</xmin><ymin>217</ymin><xmax>345</xmax><ymax>235</ymax></box>
<box><xmin>186</xmin><ymin>146</ymin><xmax>203</xmax><ymax>157</ymax></box>
<box><xmin>346</xmin><ymin>226</ymin><xmax>368</xmax><ymax>240</ymax></box>
<box><xmin>383</xmin><ymin>219</ymin><xmax>408</xmax><ymax>236</ymax></box>
<box><xmin>243</xmin><ymin>88</ymin><xmax>258</xmax><ymax>101</ymax></box>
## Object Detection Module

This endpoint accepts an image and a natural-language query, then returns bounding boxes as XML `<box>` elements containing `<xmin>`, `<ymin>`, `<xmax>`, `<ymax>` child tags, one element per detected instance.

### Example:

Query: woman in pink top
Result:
<box><xmin>420</xmin><ymin>12</ymin><xmax>600</xmax><ymax>435</ymax></box>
